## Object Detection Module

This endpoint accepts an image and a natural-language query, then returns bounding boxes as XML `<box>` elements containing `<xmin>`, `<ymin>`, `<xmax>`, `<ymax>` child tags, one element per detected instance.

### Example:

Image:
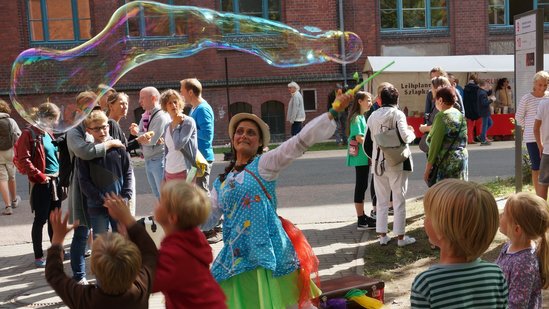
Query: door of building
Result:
<box><xmin>261</xmin><ymin>100</ymin><xmax>285</xmax><ymax>143</ymax></box>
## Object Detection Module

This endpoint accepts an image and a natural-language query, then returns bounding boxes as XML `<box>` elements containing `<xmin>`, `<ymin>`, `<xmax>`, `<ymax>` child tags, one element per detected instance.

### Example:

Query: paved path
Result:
<box><xmin>0</xmin><ymin>142</ymin><xmax>515</xmax><ymax>308</ymax></box>
<box><xmin>0</xmin><ymin>193</ymin><xmax>374</xmax><ymax>308</ymax></box>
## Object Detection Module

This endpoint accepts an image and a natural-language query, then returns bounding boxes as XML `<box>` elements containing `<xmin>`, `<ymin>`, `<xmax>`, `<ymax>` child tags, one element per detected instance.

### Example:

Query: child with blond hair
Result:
<box><xmin>411</xmin><ymin>179</ymin><xmax>508</xmax><ymax>308</ymax></box>
<box><xmin>45</xmin><ymin>193</ymin><xmax>157</xmax><ymax>308</ymax></box>
<box><xmin>152</xmin><ymin>180</ymin><xmax>226</xmax><ymax>308</ymax></box>
<box><xmin>496</xmin><ymin>192</ymin><xmax>549</xmax><ymax>308</ymax></box>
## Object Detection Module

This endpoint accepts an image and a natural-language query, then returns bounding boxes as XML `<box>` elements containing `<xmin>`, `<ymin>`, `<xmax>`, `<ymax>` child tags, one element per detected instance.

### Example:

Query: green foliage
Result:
<box><xmin>521</xmin><ymin>148</ymin><xmax>532</xmax><ymax>184</ymax></box>
<box><xmin>482</xmin><ymin>177</ymin><xmax>518</xmax><ymax>198</ymax></box>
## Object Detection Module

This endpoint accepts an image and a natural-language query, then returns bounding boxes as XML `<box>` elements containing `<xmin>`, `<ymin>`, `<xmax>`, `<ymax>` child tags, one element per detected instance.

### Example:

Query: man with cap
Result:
<box><xmin>287</xmin><ymin>81</ymin><xmax>306</xmax><ymax>136</ymax></box>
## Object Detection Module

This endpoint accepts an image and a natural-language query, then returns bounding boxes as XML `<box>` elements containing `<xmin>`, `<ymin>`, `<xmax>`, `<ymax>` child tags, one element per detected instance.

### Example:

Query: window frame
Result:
<box><xmin>534</xmin><ymin>0</ymin><xmax>549</xmax><ymax>24</ymax></box>
<box><xmin>379</xmin><ymin>0</ymin><xmax>449</xmax><ymax>32</ymax></box>
<box><xmin>489</xmin><ymin>1</ymin><xmax>549</xmax><ymax>28</ymax></box>
<box><xmin>218</xmin><ymin>0</ymin><xmax>281</xmax><ymax>35</ymax></box>
<box><xmin>302</xmin><ymin>89</ymin><xmax>317</xmax><ymax>112</ymax></box>
<box><xmin>27</xmin><ymin>0</ymin><xmax>91</xmax><ymax>45</ymax></box>
<box><xmin>488</xmin><ymin>0</ymin><xmax>510</xmax><ymax>28</ymax></box>
<box><xmin>125</xmin><ymin>0</ymin><xmax>188</xmax><ymax>40</ymax></box>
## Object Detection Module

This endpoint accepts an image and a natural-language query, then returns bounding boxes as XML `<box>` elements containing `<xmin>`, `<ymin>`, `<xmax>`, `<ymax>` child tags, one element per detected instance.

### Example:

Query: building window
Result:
<box><xmin>380</xmin><ymin>0</ymin><xmax>448</xmax><ymax>31</ymax></box>
<box><xmin>126</xmin><ymin>0</ymin><xmax>187</xmax><ymax>38</ymax></box>
<box><xmin>489</xmin><ymin>0</ymin><xmax>509</xmax><ymax>26</ymax></box>
<box><xmin>229</xmin><ymin>102</ymin><xmax>253</xmax><ymax>117</ymax></box>
<box><xmin>535</xmin><ymin>0</ymin><xmax>549</xmax><ymax>23</ymax></box>
<box><xmin>219</xmin><ymin>0</ymin><xmax>281</xmax><ymax>34</ymax></box>
<box><xmin>302</xmin><ymin>89</ymin><xmax>317</xmax><ymax>111</ymax></box>
<box><xmin>28</xmin><ymin>0</ymin><xmax>91</xmax><ymax>42</ymax></box>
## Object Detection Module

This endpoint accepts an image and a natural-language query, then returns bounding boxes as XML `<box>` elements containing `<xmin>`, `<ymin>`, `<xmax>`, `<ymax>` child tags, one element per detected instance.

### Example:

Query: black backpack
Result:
<box><xmin>54</xmin><ymin>133</ymin><xmax>74</xmax><ymax>187</ymax></box>
<box><xmin>0</xmin><ymin>118</ymin><xmax>14</xmax><ymax>150</ymax></box>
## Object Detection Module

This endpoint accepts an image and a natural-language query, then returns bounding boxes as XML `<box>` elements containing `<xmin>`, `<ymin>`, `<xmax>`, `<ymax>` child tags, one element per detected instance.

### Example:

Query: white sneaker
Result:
<box><xmin>2</xmin><ymin>206</ymin><xmax>12</xmax><ymax>215</ymax></box>
<box><xmin>398</xmin><ymin>236</ymin><xmax>416</xmax><ymax>247</ymax></box>
<box><xmin>379</xmin><ymin>235</ymin><xmax>391</xmax><ymax>246</ymax></box>
<box><xmin>77</xmin><ymin>278</ymin><xmax>89</xmax><ymax>285</ymax></box>
<box><xmin>11</xmin><ymin>195</ymin><xmax>21</xmax><ymax>208</ymax></box>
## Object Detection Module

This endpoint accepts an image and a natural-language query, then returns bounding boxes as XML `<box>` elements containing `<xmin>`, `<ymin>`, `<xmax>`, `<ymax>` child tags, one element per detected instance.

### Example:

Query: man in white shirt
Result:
<box><xmin>286</xmin><ymin>81</ymin><xmax>306</xmax><ymax>136</ymax></box>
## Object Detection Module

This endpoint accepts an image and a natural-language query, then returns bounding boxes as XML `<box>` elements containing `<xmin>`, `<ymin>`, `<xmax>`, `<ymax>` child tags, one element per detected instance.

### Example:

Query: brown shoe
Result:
<box><xmin>203</xmin><ymin>230</ymin><xmax>223</xmax><ymax>244</ymax></box>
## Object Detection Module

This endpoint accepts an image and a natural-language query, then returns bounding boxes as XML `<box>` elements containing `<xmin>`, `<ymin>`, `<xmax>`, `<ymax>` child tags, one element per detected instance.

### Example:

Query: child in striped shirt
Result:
<box><xmin>411</xmin><ymin>179</ymin><xmax>508</xmax><ymax>309</ymax></box>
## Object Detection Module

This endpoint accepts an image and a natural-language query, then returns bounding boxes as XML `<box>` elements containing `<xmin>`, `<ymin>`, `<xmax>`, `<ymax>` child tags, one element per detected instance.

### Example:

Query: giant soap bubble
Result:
<box><xmin>10</xmin><ymin>1</ymin><xmax>363</xmax><ymax>133</ymax></box>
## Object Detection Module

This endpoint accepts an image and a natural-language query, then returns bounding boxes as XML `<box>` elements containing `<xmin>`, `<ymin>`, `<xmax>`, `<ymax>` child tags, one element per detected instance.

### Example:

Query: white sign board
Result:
<box><xmin>515</xmin><ymin>11</ymin><xmax>541</xmax><ymax>106</ymax></box>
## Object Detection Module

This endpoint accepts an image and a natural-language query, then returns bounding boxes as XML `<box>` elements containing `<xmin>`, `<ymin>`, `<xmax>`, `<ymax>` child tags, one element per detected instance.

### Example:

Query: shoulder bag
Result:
<box><xmin>419</xmin><ymin>106</ymin><xmax>437</xmax><ymax>153</ymax></box>
<box><xmin>349</xmin><ymin>138</ymin><xmax>359</xmax><ymax>157</ymax></box>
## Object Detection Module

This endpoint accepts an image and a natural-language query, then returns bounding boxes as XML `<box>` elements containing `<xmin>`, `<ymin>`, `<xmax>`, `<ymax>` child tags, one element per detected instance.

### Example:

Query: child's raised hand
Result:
<box><xmin>49</xmin><ymin>208</ymin><xmax>78</xmax><ymax>246</ymax></box>
<box><xmin>103</xmin><ymin>192</ymin><xmax>136</xmax><ymax>228</ymax></box>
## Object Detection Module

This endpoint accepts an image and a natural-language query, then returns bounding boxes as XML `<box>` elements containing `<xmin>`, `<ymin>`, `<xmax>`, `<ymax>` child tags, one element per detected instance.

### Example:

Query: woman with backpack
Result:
<box><xmin>14</xmin><ymin>102</ymin><xmax>62</xmax><ymax>267</ymax></box>
<box><xmin>0</xmin><ymin>100</ymin><xmax>21</xmax><ymax>215</ymax></box>
<box><xmin>366</xmin><ymin>84</ymin><xmax>416</xmax><ymax>247</ymax></box>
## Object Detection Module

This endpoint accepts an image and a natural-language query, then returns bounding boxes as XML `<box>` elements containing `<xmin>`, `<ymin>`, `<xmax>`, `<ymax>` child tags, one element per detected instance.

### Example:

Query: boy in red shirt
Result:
<box><xmin>152</xmin><ymin>180</ymin><xmax>226</xmax><ymax>308</ymax></box>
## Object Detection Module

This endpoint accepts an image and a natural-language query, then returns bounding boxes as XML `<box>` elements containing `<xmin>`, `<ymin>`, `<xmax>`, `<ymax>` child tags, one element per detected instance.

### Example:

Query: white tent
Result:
<box><xmin>365</xmin><ymin>55</ymin><xmax>515</xmax><ymax>73</ymax></box>
<box><xmin>363</xmin><ymin>55</ymin><xmax>522</xmax><ymax>115</ymax></box>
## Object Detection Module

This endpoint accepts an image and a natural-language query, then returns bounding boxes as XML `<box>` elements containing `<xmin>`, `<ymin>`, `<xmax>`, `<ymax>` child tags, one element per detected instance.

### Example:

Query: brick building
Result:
<box><xmin>0</xmin><ymin>0</ymin><xmax>546</xmax><ymax>144</ymax></box>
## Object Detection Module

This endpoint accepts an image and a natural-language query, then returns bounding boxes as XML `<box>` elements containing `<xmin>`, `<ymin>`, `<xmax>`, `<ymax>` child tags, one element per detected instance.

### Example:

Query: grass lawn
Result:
<box><xmin>361</xmin><ymin>179</ymin><xmax>548</xmax><ymax>308</ymax></box>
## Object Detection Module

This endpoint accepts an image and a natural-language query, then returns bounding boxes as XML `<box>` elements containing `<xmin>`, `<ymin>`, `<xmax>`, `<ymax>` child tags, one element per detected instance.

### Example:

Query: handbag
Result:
<box><xmin>426</xmin><ymin>116</ymin><xmax>464</xmax><ymax>187</ymax></box>
<box><xmin>419</xmin><ymin>105</ymin><xmax>437</xmax><ymax>153</ymax></box>
<box><xmin>349</xmin><ymin>139</ymin><xmax>359</xmax><ymax>157</ymax></box>
<box><xmin>427</xmin><ymin>164</ymin><xmax>438</xmax><ymax>187</ymax></box>
<box><xmin>363</xmin><ymin>128</ymin><xmax>373</xmax><ymax>159</ymax></box>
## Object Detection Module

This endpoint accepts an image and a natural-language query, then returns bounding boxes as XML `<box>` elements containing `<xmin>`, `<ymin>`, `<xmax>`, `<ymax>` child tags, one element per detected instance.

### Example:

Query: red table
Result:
<box><xmin>488</xmin><ymin>113</ymin><xmax>515</xmax><ymax>136</ymax></box>
<box><xmin>406</xmin><ymin>113</ymin><xmax>515</xmax><ymax>138</ymax></box>
<box><xmin>406</xmin><ymin>117</ymin><xmax>425</xmax><ymax>137</ymax></box>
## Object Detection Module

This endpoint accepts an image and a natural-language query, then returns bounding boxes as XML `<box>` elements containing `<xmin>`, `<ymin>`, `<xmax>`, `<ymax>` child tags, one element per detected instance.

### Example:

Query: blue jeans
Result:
<box><xmin>89</xmin><ymin>211</ymin><xmax>118</xmax><ymax>236</ymax></box>
<box><xmin>291</xmin><ymin>122</ymin><xmax>302</xmax><ymax>136</ymax></box>
<box><xmin>481</xmin><ymin>116</ymin><xmax>493</xmax><ymax>142</ymax></box>
<box><xmin>335</xmin><ymin>113</ymin><xmax>348</xmax><ymax>144</ymax></box>
<box><xmin>70</xmin><ymin>225</ymin><xmax>88</xmax><ymax>281</ymax></box>
<box><xmin>145</xmin><ymin>156</ymin><xmax>164</xmax><ymax>198</ymax></box>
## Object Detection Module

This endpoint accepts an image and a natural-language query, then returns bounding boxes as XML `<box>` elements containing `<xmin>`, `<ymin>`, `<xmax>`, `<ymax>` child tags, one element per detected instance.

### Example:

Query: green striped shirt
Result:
<box><xmin>411</xmin><ymin>259</ymin><xmax>508</xmax><ymax>308</ymax></box>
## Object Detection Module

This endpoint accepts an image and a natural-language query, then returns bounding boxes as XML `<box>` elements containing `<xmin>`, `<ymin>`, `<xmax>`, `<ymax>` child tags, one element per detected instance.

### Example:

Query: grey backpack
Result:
<box><xmin>0</xmin><ymin>118</ymin><xmax>14</xmax><ymax>150</ymax></box>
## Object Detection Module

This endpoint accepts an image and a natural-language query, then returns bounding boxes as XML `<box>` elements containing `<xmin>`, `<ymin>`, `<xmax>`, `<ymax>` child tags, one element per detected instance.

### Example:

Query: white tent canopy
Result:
<box><xmin>364</xmin><ymin>55</ymin><xmax>549</xmax><ymax>74</ymax></box>
<box><xmin>361</xmin><ymin>55</ymin><xmax>532</xmax><ymax>115</ymax></box>
<box><xmin>364</xmin><ymin>55</ymin><xmax>516</xmax><ymax>73</ymax></box>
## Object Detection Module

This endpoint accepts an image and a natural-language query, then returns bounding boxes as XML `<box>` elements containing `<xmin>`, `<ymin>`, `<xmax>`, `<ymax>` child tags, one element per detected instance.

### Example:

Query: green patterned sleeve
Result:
<box><xmin>427</xmin><ymin>112</ymin><xmax>445</xmax><ymax>164</ymax></box>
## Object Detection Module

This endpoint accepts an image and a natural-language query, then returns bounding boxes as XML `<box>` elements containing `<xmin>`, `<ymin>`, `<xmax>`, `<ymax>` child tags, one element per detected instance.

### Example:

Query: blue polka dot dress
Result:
<box><xmin>211</xmin><ymin>157</ymin><xmax>299</xmax><ymax>282</ymax></box>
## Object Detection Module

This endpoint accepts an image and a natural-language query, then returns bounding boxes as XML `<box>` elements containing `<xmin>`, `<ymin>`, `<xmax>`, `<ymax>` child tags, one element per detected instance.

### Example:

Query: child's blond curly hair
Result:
<box><xmin>161</xmin><ymin>180</ymin><xmax>211</xmax><ymax>229</ymax></box>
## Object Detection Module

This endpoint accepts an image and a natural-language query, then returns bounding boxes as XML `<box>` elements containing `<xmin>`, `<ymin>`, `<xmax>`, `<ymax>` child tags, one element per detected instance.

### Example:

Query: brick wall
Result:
<box><xmin>452</xmin><ymin>0</ymin><xmax>489</xmax><ymax>55</ymax></box>
<box><xmin>0</xmin><ymin>0</ymin><xmax>537</xmax><ymax>145</ymax></box>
